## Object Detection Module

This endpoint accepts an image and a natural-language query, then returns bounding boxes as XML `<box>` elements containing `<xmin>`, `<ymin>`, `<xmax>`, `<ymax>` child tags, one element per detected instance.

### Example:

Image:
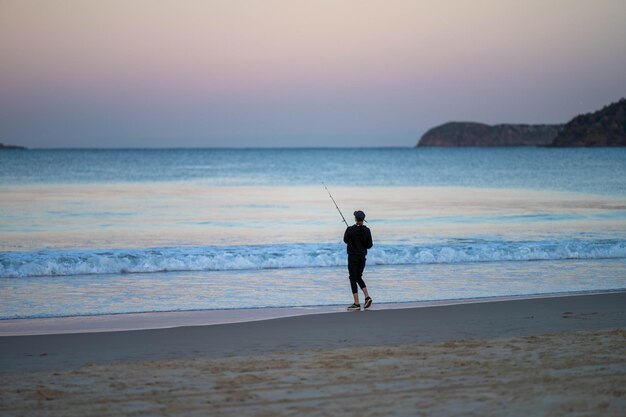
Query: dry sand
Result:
<box><xmin>1</xmin><ymin>292</ymin><xmax>625</xmax><ymax>416</ymax></box>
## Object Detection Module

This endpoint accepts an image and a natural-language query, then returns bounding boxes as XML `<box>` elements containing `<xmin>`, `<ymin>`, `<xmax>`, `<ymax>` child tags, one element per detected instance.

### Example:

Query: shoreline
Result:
<box><xmin>1</xmin><ymin>291</ymin><xmax>624</xmax><ymax>375</ymax></box>
<box><xmin>1</xmin><ymin>289</ymin><xmax>624</xmax><ymax>337</ymax></box>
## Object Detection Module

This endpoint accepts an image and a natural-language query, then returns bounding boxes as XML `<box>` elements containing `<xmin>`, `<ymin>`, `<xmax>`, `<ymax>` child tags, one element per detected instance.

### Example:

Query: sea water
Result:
<box><xmin>1</xmin><ymin>148</ymin><xmax>625</xmax><ymax>319</ymax></box>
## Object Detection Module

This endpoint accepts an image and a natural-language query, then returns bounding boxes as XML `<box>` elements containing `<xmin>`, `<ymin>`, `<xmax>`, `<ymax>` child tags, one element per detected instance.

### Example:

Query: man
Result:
<box><xmin>343</xmin><ymin>210</ymin><xmax>373</xmax><ymax>311</ymax></box>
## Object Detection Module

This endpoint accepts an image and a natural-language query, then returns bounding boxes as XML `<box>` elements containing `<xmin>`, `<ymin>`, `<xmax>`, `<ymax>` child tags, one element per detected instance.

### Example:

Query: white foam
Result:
<box><xmin>1</xmin><ymin>239</ymin><xmax>625</xmax><ymax>278</ymax></box>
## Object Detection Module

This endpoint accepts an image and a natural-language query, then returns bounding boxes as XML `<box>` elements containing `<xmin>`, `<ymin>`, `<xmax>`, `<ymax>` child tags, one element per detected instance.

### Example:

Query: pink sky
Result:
<box><xmin>1</xmin><ymin>0</ymin><xmax>625</xmax><ymax>147</ymax></box>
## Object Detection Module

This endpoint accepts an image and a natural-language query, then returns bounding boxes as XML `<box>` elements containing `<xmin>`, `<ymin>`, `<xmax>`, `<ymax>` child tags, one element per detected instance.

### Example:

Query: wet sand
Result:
<box><xmin>2</xmin><ymin>292</ymin><xmax>610</xmax><ymax>337</ymax></box>
<box><xmin>1</xmin><ymin>292</ymin><xmax>625</xmax><ymax>416</ymax></box>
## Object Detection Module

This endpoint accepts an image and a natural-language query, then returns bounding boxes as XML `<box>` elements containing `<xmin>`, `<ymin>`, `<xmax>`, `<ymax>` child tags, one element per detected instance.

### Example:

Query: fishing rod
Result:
<box><xmin>323</xmin><ymin>183</ymin><xmax>349</xmax><ymax>227</ymax></box>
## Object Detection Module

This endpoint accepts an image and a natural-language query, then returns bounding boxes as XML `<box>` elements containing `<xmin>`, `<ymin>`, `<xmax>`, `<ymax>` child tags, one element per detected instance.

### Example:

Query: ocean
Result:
<box><xmin>1</xmin><ymin>148</ymin><xmax>625</xmax><ymax>319</ymax></box>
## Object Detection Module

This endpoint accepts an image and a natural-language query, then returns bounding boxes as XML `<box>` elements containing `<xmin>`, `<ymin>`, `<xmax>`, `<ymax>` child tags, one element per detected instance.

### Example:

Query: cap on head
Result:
<box><xmin>353</xmin><ymin>210</ymin><xmax>365</xmax><ymax>221</ymax></box>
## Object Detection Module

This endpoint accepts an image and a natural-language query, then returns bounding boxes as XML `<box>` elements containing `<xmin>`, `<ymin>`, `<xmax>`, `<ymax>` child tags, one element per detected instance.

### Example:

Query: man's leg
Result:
<box><xmin>357</xmin><ymin>257</ymin><xmax>368</xmax><ymax>297</ymax></box>
<box><xmin>348</xmin><ymin>257</ymin><xmax>360</xmax><ymax>305</ymax></box>
<box><xmin>358</xmin><ymin>257</ymin><xmax>372</xmax><ymax>307</ymax></box>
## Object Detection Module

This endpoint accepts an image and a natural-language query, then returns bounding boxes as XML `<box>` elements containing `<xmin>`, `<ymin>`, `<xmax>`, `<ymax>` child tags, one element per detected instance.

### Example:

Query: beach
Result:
<box><xmin>3</xmin><ymin>1</ymin><xmax>626</xmax><ymax>415</ymax></box>
<box><xmin>1</xmin><ymin>148</ymin><xmax>625</xmax><ymax>415</ymax></box>
<box><xmin>2</xmin><ymin>292</ymin><xmax>625</xmax><ymax>416</ymax></box>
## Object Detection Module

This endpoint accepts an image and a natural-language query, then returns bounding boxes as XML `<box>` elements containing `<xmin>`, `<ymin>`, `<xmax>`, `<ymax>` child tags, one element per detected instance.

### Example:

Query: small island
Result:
<box><xmin>417</xmin><ymin>123</ymin><xmax>563</xmax><ymax>147</ymax></box>
<box><xmin>0</xmin><ymin>143</ymin><xmax>27</xmax><ymax>150</ymax></box>
<box><xmin>417</xmin><ymin>98</ymin><xmax>626</xmax><ymax>147</ymax></box>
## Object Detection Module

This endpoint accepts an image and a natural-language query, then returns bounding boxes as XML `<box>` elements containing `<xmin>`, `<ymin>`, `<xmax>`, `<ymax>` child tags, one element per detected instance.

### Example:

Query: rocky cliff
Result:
<box><xmin>417</xmin><ymin>122</ymin><xmax>563</xmax><ymax>147</ymax></box>
<box><xmin>550</xmin><ymin>98</ymin><xmax>626</xmax><ymax>147</ymax></box>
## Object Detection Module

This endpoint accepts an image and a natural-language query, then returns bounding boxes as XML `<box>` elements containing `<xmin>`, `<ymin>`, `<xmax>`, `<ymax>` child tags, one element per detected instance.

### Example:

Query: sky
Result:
<box><xmin>1</xmin><ymin>0</ymin><xmax>625</xmax><ymax>148</ymax></box>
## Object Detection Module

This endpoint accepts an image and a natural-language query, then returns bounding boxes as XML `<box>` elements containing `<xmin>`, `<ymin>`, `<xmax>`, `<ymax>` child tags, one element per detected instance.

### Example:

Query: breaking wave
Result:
<box><xmin>1</xmin><ymin>239</ymin><xmax>626</xmax><ymax>279</ymax></box>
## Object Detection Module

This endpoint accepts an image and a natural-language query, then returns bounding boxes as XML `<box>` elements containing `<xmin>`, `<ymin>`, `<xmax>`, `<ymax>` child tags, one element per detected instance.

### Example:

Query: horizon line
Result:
<box><xmin>2</xmin><ymin>145</ymin><xmax>419</xmax><ymax>151</ymax></box>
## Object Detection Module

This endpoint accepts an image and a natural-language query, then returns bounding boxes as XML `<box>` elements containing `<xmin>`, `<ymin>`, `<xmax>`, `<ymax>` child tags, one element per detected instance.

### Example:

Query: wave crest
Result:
<box><xmin>1</xmin><ymin>239</ymin><xmax>625</xmax><ymax>278</ymax></box>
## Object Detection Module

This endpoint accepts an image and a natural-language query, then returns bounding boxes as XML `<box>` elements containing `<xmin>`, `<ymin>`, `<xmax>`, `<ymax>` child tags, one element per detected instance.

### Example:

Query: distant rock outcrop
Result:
<box><xmin>0</xmin><ymin>143</ymin><xmax>27</xmax><ymax>150</ymax></box>
<box><xmin>417</xmin><ymin>122</ymin><xmax>563</xmax><ymax>147</ymax></box>
<box><xmin>550</xmin><ymin>98</ymin><xmax>626</xmax><ymax>147</ymax></box>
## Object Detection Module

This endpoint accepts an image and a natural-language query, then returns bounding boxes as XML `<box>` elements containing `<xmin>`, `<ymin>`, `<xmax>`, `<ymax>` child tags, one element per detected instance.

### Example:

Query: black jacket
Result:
<box><xmin>343</xmin><ymin>224</ymin><xmax>373</xmax><ymax>256</ymax></box>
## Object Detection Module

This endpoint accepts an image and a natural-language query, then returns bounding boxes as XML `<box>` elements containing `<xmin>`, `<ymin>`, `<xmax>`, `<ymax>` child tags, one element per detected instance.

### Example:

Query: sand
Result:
<box><xmin>1</xmin><ymin>292</ymin><xmax>625</xmax><ymax>416</ymax></box>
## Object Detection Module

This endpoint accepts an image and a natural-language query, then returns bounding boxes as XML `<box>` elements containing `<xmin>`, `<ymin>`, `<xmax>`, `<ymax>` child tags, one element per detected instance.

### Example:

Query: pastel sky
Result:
<box><xmin>1</xmin><ymin>0</ymin><xmax>625</xmax><ymax>148</ymax></box>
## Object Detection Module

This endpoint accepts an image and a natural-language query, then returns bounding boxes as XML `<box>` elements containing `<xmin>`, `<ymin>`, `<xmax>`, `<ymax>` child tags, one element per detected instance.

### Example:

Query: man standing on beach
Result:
<box><xmin>344</xmin><ymin>210</ymin><xmax>373</xmax><ymax>311</ymax></box>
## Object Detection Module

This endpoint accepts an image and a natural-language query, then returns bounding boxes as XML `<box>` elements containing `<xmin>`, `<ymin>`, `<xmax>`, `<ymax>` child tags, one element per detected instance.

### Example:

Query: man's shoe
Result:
<box><xmin>347</xmin><ymin>303</ymin><xmax>361</xmax><ymax>311</ymax></box>
<box><xmin>364</xmin><ymin>297</ymin><xmax>372</xmax><ymax>309</ymax></box>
